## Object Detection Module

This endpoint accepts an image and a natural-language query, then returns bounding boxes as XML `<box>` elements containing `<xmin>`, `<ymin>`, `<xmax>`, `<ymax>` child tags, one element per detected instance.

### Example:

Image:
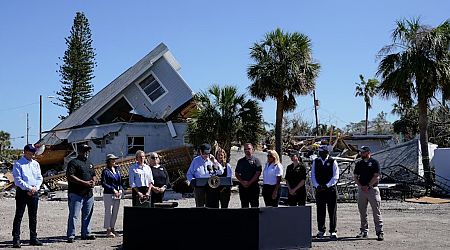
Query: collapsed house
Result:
<box><xmin>38</xmin><ymin>43</ymin><xmax>196</xmax><ymax>168</ymax></box>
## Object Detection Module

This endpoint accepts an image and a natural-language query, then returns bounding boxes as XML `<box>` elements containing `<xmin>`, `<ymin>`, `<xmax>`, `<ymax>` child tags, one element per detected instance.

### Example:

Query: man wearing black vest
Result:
<box><xmin>311</xmin><ymin>145</ymin><xmax>340</xmax><ymax>239</ymax></box>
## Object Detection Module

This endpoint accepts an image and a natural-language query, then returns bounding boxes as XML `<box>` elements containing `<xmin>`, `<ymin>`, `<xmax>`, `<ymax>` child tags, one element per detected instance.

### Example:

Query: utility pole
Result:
<box><xmin>313</xmin><ymin>90</ymin><xmax>319</xmax><ymax>136</ymax></box>
<box><xmin>26</xmin><ymin>113</ymin><xmax>29</xmax><ymax>144</ymax></box>
<box><xmin>40</xmin><ymin>95</ymin><xmax>43</xmax><ymax>140</ymax></box>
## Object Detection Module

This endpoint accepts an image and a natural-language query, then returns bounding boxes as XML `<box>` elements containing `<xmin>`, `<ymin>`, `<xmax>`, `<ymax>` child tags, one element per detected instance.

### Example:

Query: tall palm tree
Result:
<box><xmin>355</xmin><ymin>75</ymin><xmax>379</xmax><ymax>135</ymax></box>
<box><xmin>377</xmin><ymin>18</ymin><xmax>450</xmax><ymax>188</ymax></box>
<box><xmin>187</xmin><ymin>84</ymin><xmax>263</xmax><ymax>158</ymax></box>
<box><xmin>247</xmin><ymin>28</ymin><xmax>320</xmax><ymax>158</ymax></box>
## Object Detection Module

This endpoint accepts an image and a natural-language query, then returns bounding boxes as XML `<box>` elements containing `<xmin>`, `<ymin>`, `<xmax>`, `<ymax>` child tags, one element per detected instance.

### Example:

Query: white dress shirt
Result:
<box><xmin>263</xmin><ymin>162</ymin><xmax>283</xmax><ymax>185</ymax></box>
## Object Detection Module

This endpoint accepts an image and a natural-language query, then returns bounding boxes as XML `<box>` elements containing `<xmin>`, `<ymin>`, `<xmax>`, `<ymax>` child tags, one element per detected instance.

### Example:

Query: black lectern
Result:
<box><xmin>123</xmin><ymin>206</ymin><xmax>311</xmax><ymax>249</ymax></box>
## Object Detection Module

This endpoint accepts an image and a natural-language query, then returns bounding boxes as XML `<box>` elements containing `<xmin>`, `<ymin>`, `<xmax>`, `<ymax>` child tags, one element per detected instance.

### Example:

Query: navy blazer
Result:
<box><xmin>101</xmin><ymin>167</ymin><xmax>123</xmax><ymax>194</ymax></box>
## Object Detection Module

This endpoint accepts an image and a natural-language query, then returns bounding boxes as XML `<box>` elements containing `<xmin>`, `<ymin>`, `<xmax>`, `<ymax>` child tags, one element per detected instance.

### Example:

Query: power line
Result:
<box><xmin>0</xmin><ymin>102</ymin><xmax>39</xmax><ymax>112</ymax></box>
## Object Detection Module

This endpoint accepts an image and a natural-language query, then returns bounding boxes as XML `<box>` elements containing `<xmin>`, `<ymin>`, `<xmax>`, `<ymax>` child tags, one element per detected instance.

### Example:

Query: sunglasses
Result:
<box><xmin>150</xmin><ymin>156</ymin><xmax>159</xmax><ymax>160</ymax></box>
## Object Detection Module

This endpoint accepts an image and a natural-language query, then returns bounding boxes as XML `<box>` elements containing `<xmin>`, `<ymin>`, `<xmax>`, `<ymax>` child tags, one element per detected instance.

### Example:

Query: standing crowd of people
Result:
<box><xmin>186</xmin><ymin>142</ymin><xmax>384</xmax><ymax>241</ymax></box>
<box><xmin>10</xmin><ymin>141</ymin><xmax>384</xmax><ymax>247</ymax></box>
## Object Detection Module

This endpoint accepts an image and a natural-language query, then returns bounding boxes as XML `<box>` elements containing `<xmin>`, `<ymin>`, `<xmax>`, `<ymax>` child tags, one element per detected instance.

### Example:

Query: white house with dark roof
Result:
<box><xmin>39</xmin><ymin>43</ymin><xmax>195</xmax><ymax>166</ymax></box>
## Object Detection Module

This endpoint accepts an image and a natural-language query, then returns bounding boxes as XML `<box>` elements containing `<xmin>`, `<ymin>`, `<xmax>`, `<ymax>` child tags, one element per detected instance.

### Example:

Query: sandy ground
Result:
<box><xmin>1</xmin><ymin>194</ymin><xmax>449</xmax><ymax>249</ymax></box>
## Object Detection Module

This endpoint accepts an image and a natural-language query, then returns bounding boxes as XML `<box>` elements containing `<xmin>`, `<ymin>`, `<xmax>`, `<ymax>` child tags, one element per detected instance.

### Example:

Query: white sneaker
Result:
<box><xmin>330</xmin><ymin>232</ymin><xmax>338</xmax><ymax>239</ymax></box>
<box><xmin>316</xmin><ymin>231</ymin><xmax>326</xmax><ymax>238</ymax></box>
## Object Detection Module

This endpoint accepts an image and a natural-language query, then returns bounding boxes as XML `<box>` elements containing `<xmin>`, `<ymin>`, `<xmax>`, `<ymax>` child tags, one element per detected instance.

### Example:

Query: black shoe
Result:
<box><xmin>67</xmin><ymin>237</ymin><xmax>75</xmax><ymax>243</ymax></box>
<box><xmin>377</xmin><ymin>232</ymin><xmax>384</xmax><ymax>241</ymax></box>
<box><xmin>30</xmin><ymin>239</ymin><xmax>43</xmax><ymax>246</ymax></box>
<box><xmin>12</xmin><ymin>240</ymin><xmax>21</xmax><ymax>248</ymax></box>
<box><xmin>81</xmin><ymin>235</ymin><xmax>96</xmax><ymax>240</ymax></box>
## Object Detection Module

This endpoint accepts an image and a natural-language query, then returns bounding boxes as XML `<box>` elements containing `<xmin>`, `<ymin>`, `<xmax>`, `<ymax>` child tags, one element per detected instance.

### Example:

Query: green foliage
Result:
<box><xmin>0</xmin><ymin>131</ymin><xmax>21</xmax><ymax>167</ymax></box>
<box><xmin>355</xmin><ymin>74</ymin><xmax>379</xmax><ymax>109</ymax></box>
<box><xmin>377</xmin><ymin>17</ymin><xmax>450</xmax><ymax>187</ymax></box>
<box><xmin>247</xmin><ymin>28</ymin><xmax>320</xmax><ymax>157</ymax></box>
<box><xmin>187</xmin><ymin>85</ymin><xmax>264</xmax><ymax>157</ymax></box>
<box><xmin>393</xmin><ymin>103</ymin><xmax>450</xmax><ymax>147</ymax></box>
<box><xmin>56</xmin><ymin>12</ymin><xmax>96</xmax><ymax>119</ymax></box>
<box><xmin>355</xmin><ymin>74</ymin><xmax>379</xmax><ymax>135</ymax></box>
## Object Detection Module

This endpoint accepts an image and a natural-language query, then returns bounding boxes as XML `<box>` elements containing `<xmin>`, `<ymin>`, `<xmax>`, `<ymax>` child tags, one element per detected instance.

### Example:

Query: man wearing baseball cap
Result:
<box><xmin>11</xmin><ymin>144</ymin><xmax>44</xmax><ymax>248</ymax></box>
<box><xmin>354</xmin><ymin>146</ymin><xmax>384</xmax><ymax>241</ymax></box>
<box><xmin>311</xmin><ymin>144</ymin><xmax>340</xmax><ymax>239</ymax></box>
<box><xmin>186</xmin><ymin>143</ymin><xmax>224</xmax><ymax>207</ymax></box>
<box><xmin>66</xmin><ymin>143</ymin><xmax>97</xmax><ymax>243</ymax></box>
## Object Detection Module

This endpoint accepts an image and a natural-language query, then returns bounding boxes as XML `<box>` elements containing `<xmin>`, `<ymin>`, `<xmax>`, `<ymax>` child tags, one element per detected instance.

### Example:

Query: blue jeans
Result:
<box><xmin>67</xmin><ymin>193</ymin><xmax>94</xmax><ymax>239</ymax></box>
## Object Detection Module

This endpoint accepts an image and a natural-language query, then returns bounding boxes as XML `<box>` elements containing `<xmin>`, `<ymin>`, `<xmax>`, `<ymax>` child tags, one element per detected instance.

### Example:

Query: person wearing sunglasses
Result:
<box><xmin>149</xmin><ymin>152</ymin><xmax>170</xmax><ymax>207</ymax></box>
<box><xmin>262</xmin><ymin>150</ymin><xmax>283</xmax><ymax>207</ymax></box>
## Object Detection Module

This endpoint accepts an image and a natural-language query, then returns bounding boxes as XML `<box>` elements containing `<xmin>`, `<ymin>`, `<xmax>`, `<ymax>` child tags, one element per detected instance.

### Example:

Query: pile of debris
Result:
<box><xmin>42</xmin><ymin>145</ymin><xmax>193</xmax><ymax>193</ymax></box>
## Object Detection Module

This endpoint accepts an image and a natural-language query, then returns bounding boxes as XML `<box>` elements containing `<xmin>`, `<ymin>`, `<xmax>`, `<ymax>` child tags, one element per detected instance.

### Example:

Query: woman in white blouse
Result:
<box><xmin>262</xmin><ymin>150</ymin><xmax>283</xmax><ymax>207</ymax></box>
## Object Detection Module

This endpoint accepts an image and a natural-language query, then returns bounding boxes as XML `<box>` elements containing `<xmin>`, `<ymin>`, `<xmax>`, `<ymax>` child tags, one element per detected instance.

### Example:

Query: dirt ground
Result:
<box><xmin>1</xmin><ymin>193</ymin><xmax>449</xmax><ymax>249</ymax></box>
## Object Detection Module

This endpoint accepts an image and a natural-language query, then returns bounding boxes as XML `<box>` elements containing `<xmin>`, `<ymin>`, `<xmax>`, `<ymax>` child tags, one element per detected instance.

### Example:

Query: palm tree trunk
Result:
<box><xmin>365</xmin><ymin>103</ymin><xmax>369</xmax><ymax>135</ymax></box>
<box><xmin>275</xmin><ymin>98</ymin><xmax>284</xmax><ymax>162</ymax></box>
<box><xmin>418</xmin><ymin>98</ymin><xmax>432</xmax><ymax>192</ymax></box>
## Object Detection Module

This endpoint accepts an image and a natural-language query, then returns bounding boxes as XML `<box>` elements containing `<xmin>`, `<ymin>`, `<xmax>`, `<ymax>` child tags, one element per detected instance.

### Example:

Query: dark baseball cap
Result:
<box><xmin>360</xmin><ymin>146</ymin><xmax>371</xmax><ymax>153</ymax></box>
<box><xmin>199</xmin><ymin>143</ymin><xmax>211</xmax><ymax>154</ymax></box>
<box><xmin>78</xmin><ymin>144</ymin><xmax>92</xmax><ymax>152</ymax></box>
<box><xmin>24</xmin><ymin>144</ymin><xmax>37</xmax><ymax>153</ymax></box>
<box><xmin>318</xmin><ymin>145</ymin><xmax>329</xmax><ymax>152</ymax></box>
<box><xmin>289</xmin><ymin>150</ymin><xmax>300</xmax><ymax>157</ymax></box>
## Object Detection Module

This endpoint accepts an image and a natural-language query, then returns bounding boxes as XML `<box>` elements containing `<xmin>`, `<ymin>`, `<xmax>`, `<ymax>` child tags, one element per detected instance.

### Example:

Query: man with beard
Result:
<box><xmin>66</xmin><ymin>144</ymin><xmax>97</xmax><ymax>243</ymax></box>
<box><xmin>354</xmin><ymin>146</ymin><xmax>384</xmax><ymax>241</ymax></box>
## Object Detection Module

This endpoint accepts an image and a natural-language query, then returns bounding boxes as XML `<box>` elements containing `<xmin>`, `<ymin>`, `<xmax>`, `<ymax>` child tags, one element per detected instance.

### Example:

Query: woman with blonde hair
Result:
<box><xmin>215</xmin><ymin>148</ymin><xmax>232</xmax><ymax>208</ymax></box>
<box><xmin>262</xmin><ymin>150</ymin><xmax>283</xmax><ymax>207</ymax></box>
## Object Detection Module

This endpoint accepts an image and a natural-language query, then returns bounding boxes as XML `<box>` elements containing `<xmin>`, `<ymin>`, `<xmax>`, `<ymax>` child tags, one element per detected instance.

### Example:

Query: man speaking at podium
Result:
<box><xmin>186</xmin><ymin>143</ymin><xmax>224</xmax><ymax>207</ymax></box>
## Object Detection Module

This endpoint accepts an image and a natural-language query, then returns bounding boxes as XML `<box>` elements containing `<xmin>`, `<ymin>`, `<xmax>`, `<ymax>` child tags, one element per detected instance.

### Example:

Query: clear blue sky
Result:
<box><xmin>1</xmin><ymin>1</ymin><xmax>449</xmax><ymax>149</ymax></box>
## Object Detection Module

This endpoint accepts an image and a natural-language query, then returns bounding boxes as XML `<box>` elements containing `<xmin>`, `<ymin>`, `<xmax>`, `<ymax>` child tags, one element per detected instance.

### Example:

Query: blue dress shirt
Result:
<box><xmin>12</xmin><ymin>156</ymin><xmax>43</xmax><ymax>191</ymax></box>
<box><xmin>186</xmin><ymin>155</ymin><xmax>224</xmax><ymax>182</ymax></box>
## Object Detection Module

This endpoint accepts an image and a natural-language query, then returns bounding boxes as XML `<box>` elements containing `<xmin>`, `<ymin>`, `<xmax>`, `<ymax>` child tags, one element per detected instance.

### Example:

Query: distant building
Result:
<box><xmin>39</xmin><ymin>43</ymin><xmax>195</xmax><ymax>167</ymax></box>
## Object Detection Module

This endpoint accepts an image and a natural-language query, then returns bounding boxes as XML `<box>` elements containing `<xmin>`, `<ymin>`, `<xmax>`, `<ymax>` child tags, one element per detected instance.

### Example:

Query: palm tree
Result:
<box><xmin>247</xmin><ymin>28</ymin><xmax>320</xmax><ymax>158</ymax></box>
<box><xmin>377</xmin><ymin>18</ymin><xmax>450</xmax><ymax>189</ymax></box>
<box><xmin>187</xmin><ymin>84</ymin><xmax>264</xmax><ymax>158</ymax></box>
<box><xmin>355</xmin><ymin>75</ymin><xmax>379</xmax><ymax>135</ymax></box>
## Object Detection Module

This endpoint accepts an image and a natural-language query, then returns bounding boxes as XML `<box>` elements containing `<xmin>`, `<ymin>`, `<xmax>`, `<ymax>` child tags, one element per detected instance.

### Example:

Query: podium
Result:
<box><xmin>191</xmin><ymin>177</ymin><xmax>233</xmax><ymax>187</ymax></box>
<box><xmin>123</xmin><ymin>206</ymin><xmax>311</xmax><ymax>249</ymax></box>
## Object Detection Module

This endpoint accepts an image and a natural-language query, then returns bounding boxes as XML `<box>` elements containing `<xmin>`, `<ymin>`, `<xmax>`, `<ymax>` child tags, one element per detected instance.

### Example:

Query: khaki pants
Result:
<box><xmin>358</xmin><ymin>187</ymin><xmax>383</xmax><ymax>234</ymax></box>
<box><xmin>103</xmin><ymin>194</ymin><xmax>121</xmax><ymax>229</ymax></box>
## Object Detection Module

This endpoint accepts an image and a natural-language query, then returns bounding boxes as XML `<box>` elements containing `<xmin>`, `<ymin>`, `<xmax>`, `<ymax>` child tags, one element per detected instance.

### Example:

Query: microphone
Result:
<box><xmin>206</xmin><ymin>164</ymin><xmax>212</xmax><ymax>174</ymax></box>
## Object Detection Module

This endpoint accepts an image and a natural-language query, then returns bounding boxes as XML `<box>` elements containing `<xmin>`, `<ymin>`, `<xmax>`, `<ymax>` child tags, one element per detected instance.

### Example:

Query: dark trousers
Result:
<box><xmin>219</xmin><ymin>187</ymin><xmax>231</xmax><ymax>208</ymax></box>
<box><xmin>238</xmin><ymin>183</ymin><xmax>260</xmax><ymax>208</ymax></box>
<box><xmin>12</xmin><ymin>188</ymin><xmax>39</xmax><ymax>241</ymax></box>
<box><xmin>262</xmin><ymin>184</ymin><xmax>280</xmax><ymax>207</ymax></box>
<box><xmin>132</xmin><ymin>187</ymin><xmax>150</xmax><ymax>207</ymax></box>
<box><xmin>288</xmin><ymin>188</ymin><xmax>306</xmax><ymax>206</ymax></box>
<box><xmin>150</xmin><ymin>191</ymin><xmax>165</xmax><ymax>207</ymax></box>
<box><xmin>315</xmin><ymin>186</ymin><xmax>337</xmax><ymax>233</ymax></box>
<box><xmin>205</xmin><ymin>187</ymin><xmax>220</xmax><ymax>208</ymax></box>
